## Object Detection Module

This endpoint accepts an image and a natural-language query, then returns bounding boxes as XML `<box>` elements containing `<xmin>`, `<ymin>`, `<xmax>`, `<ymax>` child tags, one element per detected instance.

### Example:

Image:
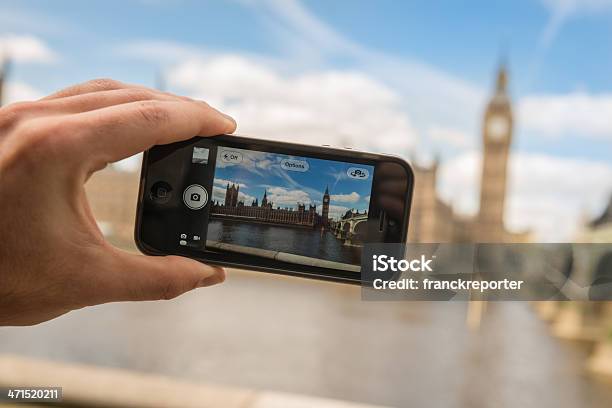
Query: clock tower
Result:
<box><xmin>478</xmin><ymin>63</ymin><xmax>513</xmax><ymax>242</ymax></box>
<box><xmin>322</xmin><ymin>186</ymin><xmax>330</xmax><ymax>227</ymax></box>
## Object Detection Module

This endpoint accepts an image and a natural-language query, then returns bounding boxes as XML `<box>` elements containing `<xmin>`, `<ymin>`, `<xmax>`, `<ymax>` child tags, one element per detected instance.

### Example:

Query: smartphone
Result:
<box><xmin>135</xmin><ymin>135</ymin><xmax>414</xmax><ymax>284</ymax></box>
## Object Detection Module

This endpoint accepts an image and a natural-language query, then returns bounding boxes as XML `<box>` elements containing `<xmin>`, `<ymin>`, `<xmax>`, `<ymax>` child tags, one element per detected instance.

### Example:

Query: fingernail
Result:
<box><xmin>194</xmin><ymin>100</ymin><xmax>236</xmax><ymax>133</ymax></box>
<box><xmin>207</xmin><ymin>104</ymin><xmax>236</xmax><ymax>132</ymax></box>
<box><xmin>221</xmin><ymin>113</ymin><xmax>237</xmax><ymax>133</ymax></box>
<box><xmin>198</xmin><ymin>267</ymin><xmax>225</xmax><ymax>287</ymax></box>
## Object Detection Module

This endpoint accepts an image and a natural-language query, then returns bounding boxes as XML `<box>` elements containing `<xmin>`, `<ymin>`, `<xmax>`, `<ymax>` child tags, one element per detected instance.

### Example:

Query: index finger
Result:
<box><xmin>41</xmin><ymin>78</ymin><xmax>144</xmax><ymax>100</ymax></box>
<box><xmin>69</xmin><ymin>99</ymin><xmax>236</xmax><ymax>167</ymax></box>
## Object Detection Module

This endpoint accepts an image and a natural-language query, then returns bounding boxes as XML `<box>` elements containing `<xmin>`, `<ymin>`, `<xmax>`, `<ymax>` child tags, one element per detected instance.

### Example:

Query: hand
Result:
<box><xmin>0</xmin><ymin>79</ymin><xmax>236</xmax><ymax>326</ymax></box>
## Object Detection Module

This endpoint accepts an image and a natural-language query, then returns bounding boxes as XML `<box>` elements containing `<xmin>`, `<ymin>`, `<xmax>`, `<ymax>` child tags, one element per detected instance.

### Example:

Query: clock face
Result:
<box><xmin>487</xmin><ymin>115</ymin><xmax>509</xmax><ymax>141</ymax></box>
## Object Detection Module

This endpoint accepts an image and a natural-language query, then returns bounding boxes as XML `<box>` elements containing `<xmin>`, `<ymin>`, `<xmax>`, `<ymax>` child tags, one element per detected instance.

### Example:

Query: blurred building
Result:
<box><xmin>85</xmin><ymin>168</ymin><xmax>140</xmax><ymax>250</ymax></box>
<box><xmin>577</xmin><ymin>195</ymin><xmax>612</xmax><ymax>242</ymax></box>
<box><xmin>408</xmin><ymin>64</ymin><xmax>530</xmax><ymax>243</ymax></box>
<box><xmin>0</xmin><ymin>56</ymin><xmax>9</xmax><ymax>106</ymax></box>
<box><xmin>407</xmin><ymin>159</ymin><xmax>455</xmax><ymax>242</ymax></box>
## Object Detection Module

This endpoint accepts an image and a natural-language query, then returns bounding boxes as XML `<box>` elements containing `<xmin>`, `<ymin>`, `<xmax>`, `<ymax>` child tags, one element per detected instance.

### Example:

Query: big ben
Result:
<box><xmin>322</xmin><ymin>186</ymin><xmax>330</xmax><ymax>227</ymax></box>
<box><xmin>478</xmin><ymin>63</ymin><xmax>513</xmax><ymax>242</ymax></box>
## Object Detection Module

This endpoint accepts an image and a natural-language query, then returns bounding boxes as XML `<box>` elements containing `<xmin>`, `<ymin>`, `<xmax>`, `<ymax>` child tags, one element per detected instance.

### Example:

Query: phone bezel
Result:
<box><xmin>134</xmin><ymin>134</ymin><xmax>414</xmax><ymax>285</ymax></box>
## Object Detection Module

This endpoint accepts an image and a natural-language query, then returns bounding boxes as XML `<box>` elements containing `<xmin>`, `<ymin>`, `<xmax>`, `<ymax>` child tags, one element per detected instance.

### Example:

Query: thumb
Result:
<box><xmin>97</xmin><ymin>248</ymin><xmax>226</xmax><ymax>303</ymax></box>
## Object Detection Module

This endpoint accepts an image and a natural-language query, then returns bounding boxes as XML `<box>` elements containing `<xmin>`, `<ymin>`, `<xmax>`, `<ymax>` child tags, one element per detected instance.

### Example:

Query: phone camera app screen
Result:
<box><xmin>205</xmin><ymin>147</ymin><xmax>374</xmax><ymax>270</ymax></box>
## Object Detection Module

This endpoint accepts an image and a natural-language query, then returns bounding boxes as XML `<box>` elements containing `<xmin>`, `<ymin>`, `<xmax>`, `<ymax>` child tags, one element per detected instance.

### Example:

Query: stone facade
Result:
<box><xmin>407</xmin><ymin>161</ymin><xmax>456</xmax><ymax>242</ymax></box>
<box><xmin>84</xmin><ymin>167</ymin><xmax>141</xmax><ymax>250</ymax></box>
<box><xmin>211</xmin><ymin>184</ymin><xmax>328</xmax><ymax>228</ymax></box>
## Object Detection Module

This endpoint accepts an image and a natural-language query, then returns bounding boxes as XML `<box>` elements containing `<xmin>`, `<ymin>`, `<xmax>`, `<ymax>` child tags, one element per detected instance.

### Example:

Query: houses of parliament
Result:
<box><xmin>0</xmin><ymin>57</ymin><xmax>528</xmax><ymax>247</ymax></box>
<box><xmin>210</xmin><ymin>183</ymin><xmax>330</xmax><ymax>228</ymax></box>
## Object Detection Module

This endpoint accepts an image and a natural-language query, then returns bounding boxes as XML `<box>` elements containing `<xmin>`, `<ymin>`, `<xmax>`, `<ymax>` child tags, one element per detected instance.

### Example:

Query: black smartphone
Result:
<box><xmin>135</xmin><ymin>135</ymin><xmax>414</xmax><ymax>284</ymax></box>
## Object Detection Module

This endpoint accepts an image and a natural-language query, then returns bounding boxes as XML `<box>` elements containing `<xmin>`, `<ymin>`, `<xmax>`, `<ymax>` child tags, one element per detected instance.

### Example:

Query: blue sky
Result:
<box><xmin>1</xmin><ymin>0</ymin><xmax>611</xmax><ymax>239</ymax></box>
<box><xmin>3</xmin><ymin>0</ymin><xmax>611</xmax><ymax>93</ymax></box>
<box><xmin>211</xmin><ymin>147</ymin><xmax>373</xmax><ymax>220</ymax></box>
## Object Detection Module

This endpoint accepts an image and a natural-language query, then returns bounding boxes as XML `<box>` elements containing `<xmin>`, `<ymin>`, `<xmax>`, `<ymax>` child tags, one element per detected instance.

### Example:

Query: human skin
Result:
<box><xmin>0</xmin><ymin>79</ymin><xmax>236</xmax><ymax>326</ymax></box>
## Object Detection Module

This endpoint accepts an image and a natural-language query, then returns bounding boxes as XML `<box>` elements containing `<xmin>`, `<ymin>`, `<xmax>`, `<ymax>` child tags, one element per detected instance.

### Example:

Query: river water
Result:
<box><xmin>207</xmin><ymin>219</ymin><xmax>362</xmax><ymax>264</ymax></box>
<box><xmin>1</xmin><ymin>270</ymin><xmax>611</xmax><ymax>407</ymax></box>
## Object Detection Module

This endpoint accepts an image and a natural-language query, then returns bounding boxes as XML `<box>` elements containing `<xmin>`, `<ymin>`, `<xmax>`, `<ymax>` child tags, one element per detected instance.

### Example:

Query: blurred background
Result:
<box><xmin>1</xmin><ymin>0</ymin><xmax>612</xmax><ymax>407</ymax></box>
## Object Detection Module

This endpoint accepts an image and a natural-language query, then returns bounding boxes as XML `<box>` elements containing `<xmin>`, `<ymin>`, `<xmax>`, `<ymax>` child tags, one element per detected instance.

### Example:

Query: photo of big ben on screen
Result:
<box><xmin>205</xmin><ymin>148</ymin><xmax>375</xmax><ymax>266</ymax></box>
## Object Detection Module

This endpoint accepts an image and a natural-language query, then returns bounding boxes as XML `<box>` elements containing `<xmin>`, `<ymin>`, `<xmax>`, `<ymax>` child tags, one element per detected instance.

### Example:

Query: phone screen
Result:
<box><xmin>197</xmin><ymin>146</ymin><xmax>374</xmax><ymax>270</ymax></box>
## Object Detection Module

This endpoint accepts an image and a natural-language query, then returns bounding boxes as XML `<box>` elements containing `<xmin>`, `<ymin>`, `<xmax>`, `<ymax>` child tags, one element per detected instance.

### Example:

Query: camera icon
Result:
<box><xmin>183</xmin><ymin>184</ymin><xmax>208</xmax><ymax>210</ymax></box>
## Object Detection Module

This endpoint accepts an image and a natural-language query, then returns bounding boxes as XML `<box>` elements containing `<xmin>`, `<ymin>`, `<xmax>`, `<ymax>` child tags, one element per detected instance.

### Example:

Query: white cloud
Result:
<box><xmin>256</xmin><ymin>159</ymin><xmax>273</xmax><ymax>169</ymax></box>
<box><xmin>238</xmin><ymin>191</ymin><xmax>256</xmax><ymax>205</ymax></box>
<box><xmin>507</xmin><ymin>154</ymin><xmax>612</xmax><ymax>240</ymax></box>
<box><xmin>0</xmin><ymin>34</ymin><xmax>58</xmax><ymax>63</ymax></box>
<box><xmin>241</xmin><ymin>0</ymin><xmax>485</xmax><ymax>147</ymax></box>
<box><xmin>428</xmin><ymin>125</ymin><xmax>472</xmax><ymax>148</ymax></box>
<box><xmin>328</xmin><ymin>204</ymin><xmax>351</xmax><ymax>220</ymax></box>
<box><xmin>266</xmin><ymin>186</ymin><xmax>312</xmax><ymax>206</ymax></box>
<box><xmin>518</xmin><ymin>92</ymin><xmax>612</xmax><ymax>138</ymax></box>
<box><xmin>118</xmin><ymin>0</ymin><xmax>486</xmax><ymax>156</ymax></box>
<box><xmin>330</xmin><ymin>192</ymin><xmax>360</xmax><ymax>203</ymax></box>
<box><xmin>439</xmin><ymin>151</ymin><xmax>612</xmax><ymax>240</ymax></box>
<box><xmin>166</xmin><ymin>55</ymin><xmax>419</xmax><ymax>153</ymax></box>
<box><xmin>438</xmin><ymin>151</ymin><xmax>481</xmax><ymax>217</ymax></box>
<box><xmin>213</xmin><ymin>178</ymin><xmax>248</xmax><ymax>189</ymax></box>
<box><xmin>212</xmin><ymin>185</ymin><xmax>226</xmax><ymax>204</ymax></box>
<box><xmin>4</xmin><ymin>80</ymin><xmax>43</xmax><ymax>103</ymax></box>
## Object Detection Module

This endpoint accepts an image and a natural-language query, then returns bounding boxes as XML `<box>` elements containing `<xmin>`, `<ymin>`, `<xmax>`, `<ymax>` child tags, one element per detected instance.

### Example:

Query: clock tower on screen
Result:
<box><xmin>322</xmin><ymin>186</ymin><xmax>330</xmax><ymax>227</ymax></box>
<box><xmin>479</xmin><ymin>63</ymin><xmax>513</xmax><ymax>242</ymax></box>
